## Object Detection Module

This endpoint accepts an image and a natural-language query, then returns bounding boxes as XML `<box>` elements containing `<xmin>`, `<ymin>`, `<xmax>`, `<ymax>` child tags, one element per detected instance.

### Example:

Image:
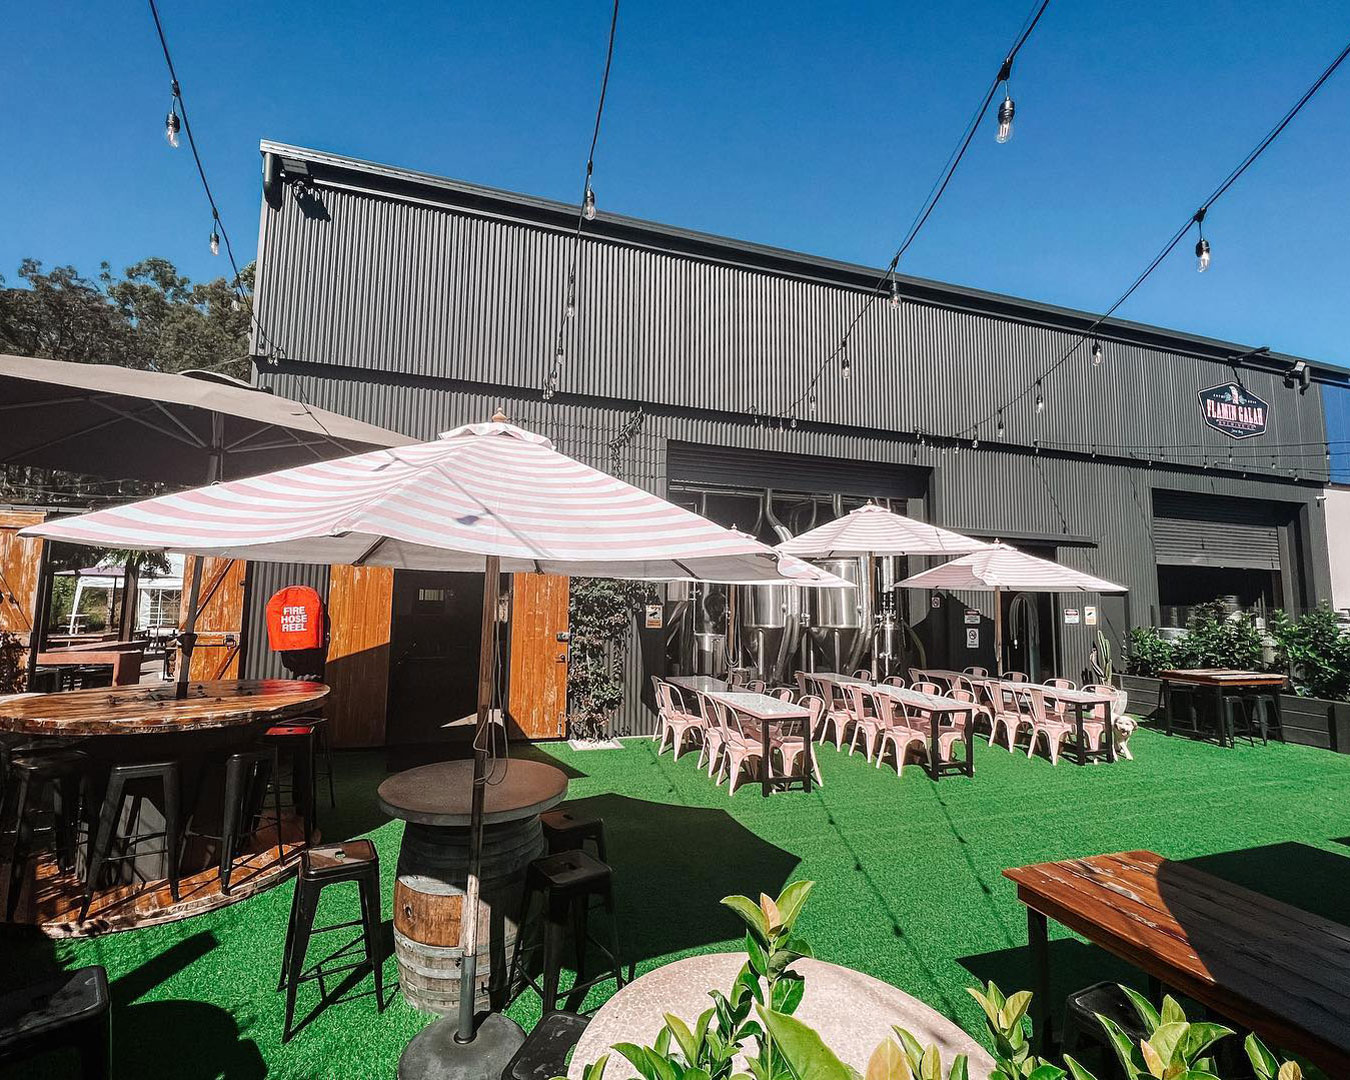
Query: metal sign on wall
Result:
<box><xmin>1198</xmin><ymin>383</ymin><xmax>1270</xmax><ymax>440</ymax></box>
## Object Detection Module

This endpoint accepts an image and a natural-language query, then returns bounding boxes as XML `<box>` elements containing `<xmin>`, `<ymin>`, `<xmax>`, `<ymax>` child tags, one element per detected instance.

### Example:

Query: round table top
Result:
<box><xmin>0</xmin><ymin>679</ymin><xmax>328</xmax><ymax>736</ymax></box>
<box><xmin>568</xmin><ymin>952</ymin><xmax>994</xmax><ymax>1080</ymax></box>
<box><xmin>377</xmin><ymin>758</ymin><xmax>568</xmax><ymax>827</ymax></box>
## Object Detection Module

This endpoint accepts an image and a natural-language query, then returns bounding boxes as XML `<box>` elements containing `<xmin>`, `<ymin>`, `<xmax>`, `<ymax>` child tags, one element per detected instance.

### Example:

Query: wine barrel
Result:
<box><xmin>392</xmin><ymin>816</ymin><xmax>546</xmax><ymax>1015</ymax></box>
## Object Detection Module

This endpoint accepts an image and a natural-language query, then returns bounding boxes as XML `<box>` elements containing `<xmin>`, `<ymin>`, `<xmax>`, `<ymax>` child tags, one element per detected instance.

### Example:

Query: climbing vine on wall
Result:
<box><xmin>567</xmin><ymin>578</ymin><xmax>651</xmax><ymax>740</ymax></box>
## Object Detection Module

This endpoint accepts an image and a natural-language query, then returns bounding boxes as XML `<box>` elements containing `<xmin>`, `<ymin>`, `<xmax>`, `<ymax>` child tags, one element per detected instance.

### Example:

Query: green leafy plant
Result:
<box><xmin>1268</xmin><ymin>606</ymin><xmax>1350</xmax><ymax>702</ymax></box>
<box><xmin>1127</xmin><ymin>627</ymin><xmax>1177</xmax><ymax>677</ymax></box>
<box><xmin>1175</xmin><ymin>602</ymin><xmax>1266</xmax><ymax>672</ymax></box>
<box><xmin>568</xmin><ymin>578</ymin><xmax>651</xmax><ymax>740</ymax></box>
<box><xmin>0</xmin><ymin>630</ymin><xmax>25</xmax><ymax>694</ymax></box>
<box><xmin>1093</xmin><ymin>629</ymin><xmax>1115</xmax><ymax>686</ymax></box>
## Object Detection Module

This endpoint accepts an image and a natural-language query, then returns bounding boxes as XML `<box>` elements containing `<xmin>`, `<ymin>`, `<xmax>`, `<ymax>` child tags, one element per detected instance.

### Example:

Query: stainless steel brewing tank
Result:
<box><xmin>743</xmin><ymin>583</ymin><xmax>794</xmax><ymax>628</ymax></box>
<box><xmin>810</xmin><ymin>558</ymin><xmax>865</xmax><ymax>628</ymax></box>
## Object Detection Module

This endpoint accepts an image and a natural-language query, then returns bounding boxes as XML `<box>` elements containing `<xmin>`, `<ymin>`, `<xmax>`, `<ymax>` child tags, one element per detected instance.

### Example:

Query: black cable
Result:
<box><xmin>147</xmin><ymin>0</ymin><xmax>288</xmax><ymax>365</ymax></box>
<box><xmin>769</xmin><ymin>0</ymin><xmax>1052</xmax><ymax>419</ymax></box>
<box><xmin>543</xmin><ymin>0</ymin><xmax>622</xmax><ymax>398</ymax></box>
<box><xmin>960</xmin><ymin>38</ymin><xmax>1350</xmax><ymax>440</ymax></box>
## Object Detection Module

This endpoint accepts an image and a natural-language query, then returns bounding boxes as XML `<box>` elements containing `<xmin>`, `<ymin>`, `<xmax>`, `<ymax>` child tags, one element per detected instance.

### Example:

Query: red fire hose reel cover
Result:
<box><xmin>265</xmin><ymin>585</ymin><xmax>325</xmax><ymax>651</ymax></box>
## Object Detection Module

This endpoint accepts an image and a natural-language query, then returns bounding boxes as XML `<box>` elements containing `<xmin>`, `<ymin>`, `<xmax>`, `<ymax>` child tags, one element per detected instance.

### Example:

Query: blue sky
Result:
<box><xmin>4</xmin><ymin>2</ymin><xmax>1348</xmax><ymax>364</ymax></box>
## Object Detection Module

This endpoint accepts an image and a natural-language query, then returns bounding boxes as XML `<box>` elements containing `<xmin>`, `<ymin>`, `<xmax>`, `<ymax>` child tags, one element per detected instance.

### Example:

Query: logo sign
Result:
<box><xmin>1198</xmin><ymin>383</ymin><xmax>1269</xmax><ymax>440</ymax></box>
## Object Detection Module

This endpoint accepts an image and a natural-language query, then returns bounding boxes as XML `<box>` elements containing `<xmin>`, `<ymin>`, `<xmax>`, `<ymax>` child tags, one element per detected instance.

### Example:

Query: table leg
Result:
<box><xmin>802</xmin><ymin>721</ymin><xmax>813</xmax><ymax>793</ymax></box>
<box><xmin>1028</xmin><ymin>907</ymin><xmax>1051</xmax><ymax>1053</ymax></box>
<box><xmin>1105</xmin><ymin>702</ymin><xmax>1117</xmax><ymax>764</ymax></box>
<box><xmin>928</xmin><ymin>715</ymin><xmax>940</xmax><ymax>781</ymax></box>
<box><xmin>1270</xmin><ymin>690</ymin><xmax>1285</xmax><ymax>743</ymax></box>
<box><xmin>761</xmin><ymin>719</ymin><xmax>772</xmax><ymax>798</ymax></box>
<box><xmin>1075</xmin><ymin>701</ymin><xmax>1087</xmax><ymax>766</ymax></box>
<box><xmin>1162</xmin><ymin>680</ymin><xmax>1173</xmax><ymax>737</ymax></box>
<box><xmin>964</xmin><ymin>709</ymin><xmax>974</xmax><ymax>777</ymax></box>
<box><xmin>1216</xmin><ymin>686</ymin><xmax>1230</xmax><ymax>748</ymax></box>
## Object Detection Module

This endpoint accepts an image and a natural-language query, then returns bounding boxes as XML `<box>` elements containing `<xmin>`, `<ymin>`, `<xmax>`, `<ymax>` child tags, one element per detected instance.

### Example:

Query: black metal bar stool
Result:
<box><xmin>185</xmin><ymin>744</ymin><xmax>286</xmax><ymax>895</ymax></box>
<box><xmin>80</xmin><ymin>759</ymin><xmax>181</xmax><ymax>922</ymax></box>
<box><xmin>509</xmin><ymin>849</ymin><xmax>624</xmax><ymax>1015</ymax></box>
<box><xmin>278</xmin><ymin>839</ymin><xmax>384</xmax><ymax>1042</ymax></box>
<box><xmin>503</xmin><ymin>1011</ymin><xmax>591</xmax><ymax>1080</ymax></box>
<box><xmin>264</xmin><ymin>717</ymin><xmax>335</xmax><ymax>844</ymax></box>
<box><xmin>0</xmin><ymin>965</ymin><xmax>110</xmax><ymax>1080</ymax></box>
<box><xmin>1061</xmin><ymin>982</ymin><xmax>1148</xmax><ymax>1078</ymax></box>
<box><xmin>3</xmin><ymin>748</ymin><xmax>90</xmax><ymax>920</ymax></box>
<box><xmin>540</xmin><ymin>807</ymin><xmax>608</xmax><ymax>863</ymax></box>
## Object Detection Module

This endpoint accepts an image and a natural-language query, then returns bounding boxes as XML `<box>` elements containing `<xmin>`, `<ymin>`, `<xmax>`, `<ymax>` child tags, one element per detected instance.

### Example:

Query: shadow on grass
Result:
<box><xmin>561</xmin><ymin>793</ymin><xmax>798</xmax><ymax>965</ymax></box>
<box><xmin>1180</xmin><ymin>841</ymin><xmax>1350</xmax><ymax>928</ymax></box>
<box><xmin>0</xmin><ymin>930</ymin><xmax>267</xmax><ymax>1080</ymax></box>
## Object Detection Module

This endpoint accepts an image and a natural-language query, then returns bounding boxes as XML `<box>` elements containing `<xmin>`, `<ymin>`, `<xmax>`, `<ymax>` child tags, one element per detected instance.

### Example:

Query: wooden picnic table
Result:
<box><xmin>709</xmin><ymin>690</ymin><xmax>813</xmax><ymax>797</ymax></box>
<box><xmin>871</xmin><ymin>682</ymin><xmax>975</xmax><ymax>779</ymax></box>
<box><xmin>1159</xmin><ymin>669</ymin><xmax>1286</xmax><ymax>747</ymax></box>
<box><xmin>1004</xmin><ymin>850</ymin><xmax>1350</xmax><ymax>1074</ymax></box>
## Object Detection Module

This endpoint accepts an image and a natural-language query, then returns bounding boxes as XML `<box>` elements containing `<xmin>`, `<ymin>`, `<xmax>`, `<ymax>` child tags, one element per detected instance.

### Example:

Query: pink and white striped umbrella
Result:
<box><xmin>21</xmin><ymin>420</ymin><xmax>833</xmax><ymax>584</ymax></box>
<box><xmin>775</xmin><ymin>502</ymin><xmax>988</xmax><ymax>558</ymax></box>
<box><xmin>898</xmin><ymin>541</ymin><xmax>1126</xmax><ymax>593</ymax></box>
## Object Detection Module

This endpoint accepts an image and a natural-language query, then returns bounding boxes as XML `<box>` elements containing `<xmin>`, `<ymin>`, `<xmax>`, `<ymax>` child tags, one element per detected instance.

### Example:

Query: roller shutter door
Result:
<box><xmin>666</xmin><ymin>442</ymin><xmax>926</xmax><ymax>499</ymax></box>
<box><xmin>1152</xmin><ymin>491</ymin><xmax>1283</xmax><ymax>571</ymax></box>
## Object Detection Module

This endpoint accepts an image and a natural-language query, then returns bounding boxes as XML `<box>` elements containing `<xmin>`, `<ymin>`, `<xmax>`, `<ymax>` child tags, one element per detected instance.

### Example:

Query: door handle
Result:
<box><xmin>556</xmin><ymin>652</ymin><xmax>568</xmax><ymax>663</ymax></box>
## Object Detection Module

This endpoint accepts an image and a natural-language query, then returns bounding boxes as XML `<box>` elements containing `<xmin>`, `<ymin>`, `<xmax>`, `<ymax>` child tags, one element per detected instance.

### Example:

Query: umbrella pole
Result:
<box><xmin>175</xmin><ymin>556</ymin><xmax>204</xmax><ymax>700</ymax></box>
<box><xmin>994</xmin><ymin>586</ymin><xmax>1004</xmax><ymax>677</ymax></box>
<box><xmin>458</xmin><ymin>554</ymin><xmax>501</xmax><ymax>1043</ymax></box>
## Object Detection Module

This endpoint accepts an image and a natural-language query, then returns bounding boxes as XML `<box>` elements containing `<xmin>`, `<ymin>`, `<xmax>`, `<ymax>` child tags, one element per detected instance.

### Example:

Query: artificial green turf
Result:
<box><xmin>6</xmin><ymin>728</ymin><xmax>1350</xmax><ymax>1079</ymax></box>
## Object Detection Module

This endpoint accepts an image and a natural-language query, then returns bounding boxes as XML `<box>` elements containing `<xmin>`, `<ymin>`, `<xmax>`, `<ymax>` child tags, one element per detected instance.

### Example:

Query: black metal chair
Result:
<box><xmin>278</xmin><ymin>839</ymin><xmax>384</xmax><ymax>1042</ymax></box>
<box><xmin>80</xmin><ymin>759</ymin><xmax>182</xmax><ymax>922</ymax></box>
<box><xmin>502</xmin><ymin>1011</ymin><xmax>591</xmax><ymax>1080</ymax></box>
<box><xmin>0</xmin><ymin>965</ymin><xmax>110</xmax><ymax>1079</ymax></box>
<box><xmin>540</xmin><ymin>807</ymin><xmax>608</xmax><ymax>864</ymax></box>
<box><xmin>184</xmin><ymin>744</ymin><xmax>285</xmax><ymax>895</ymax></box>
<box><xmin>509</xmin><ymin>849</ymin><xmax>624</xmax><ymax>1015</ymax></box>
<box><xmin>1061</xmin><ymin>982</ymin><xmax>1148</xmax><ymax>1079</ymax></box>
<box><xmin>3</xmin><ymin>748</ymin><xmax>90</xmax><ymax>919</ymax></box>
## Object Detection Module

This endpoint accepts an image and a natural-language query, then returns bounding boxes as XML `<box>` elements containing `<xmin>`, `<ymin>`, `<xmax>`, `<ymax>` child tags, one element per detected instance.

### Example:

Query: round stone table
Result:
<box><xmin>568</xmin><ymin>952</ymin><xmax>995</xmax><ymax>1079</ymax></box>
<box><xmin>377</xmin><ymin>758</ymin><xmax>568</xmax><ymax>1016</ymax></box>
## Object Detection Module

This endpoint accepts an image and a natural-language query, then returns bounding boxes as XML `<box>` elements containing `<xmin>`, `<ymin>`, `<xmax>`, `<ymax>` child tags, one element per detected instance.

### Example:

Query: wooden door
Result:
<box><xmin>182</xmin><ymin>557</ymin><xmax>250</xmax><ymax>681</ymax></box>
<box><xmin>326</xmin><ymin>565</ymin><xmax>393</xmax><ymax>748</ymax></box>
<box><xmin>0</xmin><ymin>511</ymin><xmax>45</xmax><ymax>649</ymax></box>
<box><xmin>507</xmin><ymin>574</ymin><xmax>569</xmax><ymax>739</ymax></box>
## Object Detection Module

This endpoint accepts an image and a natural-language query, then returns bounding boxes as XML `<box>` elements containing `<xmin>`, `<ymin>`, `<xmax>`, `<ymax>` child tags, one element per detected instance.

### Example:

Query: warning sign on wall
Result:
<box><xmin>965</xmin><ymin>628</ymin><xmax>979</xmax><ymax>649</ymax></box>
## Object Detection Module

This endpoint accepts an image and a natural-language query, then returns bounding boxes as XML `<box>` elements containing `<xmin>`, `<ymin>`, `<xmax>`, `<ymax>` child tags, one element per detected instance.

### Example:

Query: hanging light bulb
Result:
<box><xmin>972</xmin><ymin>436</ymin><xmax>980</xmax><ymax>450</ymax></box>
<box><xmin>996</xmin><ymin>412</ymin><xmax>1005</xmax><ymax>439</ymax></box>
<box><xmin>1035</xmin><ymin>382</ymin><xmax>1045</xmax><ymax>414</ymax></box>
<box><xmin>582</xmin><ymin>184</ymin><xmax>597</xmax><ymax>222</ymax></box>
<box><xmin>565</xmin><ymin>271</ymin><xmax>576</xmax><ymax>319</ymax></box>
<box><xmin>808</xmin><ymin>392</ymin><xmax>817</xmax><ymax>415</ymax></box>
<box><xmin>555</xmin><ymin>339</ymin><xmax>565</xmax><ymax>362</ymax></box>
<box><xmin>1091</xmin><ymin>340</ymin><xmax>1103</xmax><ymax>366</ymax></box>
<box><xmin>840</xmin><ymin>343</ymin><xmax>851</xmax><ymax>380</ymax></box>
<box><xmin>1195</xmin><ymin>236</ymin><xmax>1211</xmax><ymax>273</ymax></box>
<box><xmin>209</xmin><ymin>230</ymin><xmax>220</xmax><ymax>256</ymax></box>
<box><xmin>230</xmin><ymin>292</ymin><xmax>241</xmax><ymax>313</ymax></box>
<box><xmin>165</xmin><ymin>107</ymin><xmax>181</xmax><ymax>148</ymax></box>
<box><xmin>889</xmin><ymin>278</ymin><xmax>900</xmax><ymax>308</ymax></box>
<box><xmin>995</xmin><ymin>90</ymin><xmax>1015</xmax><ymax>144</ymax></box>
<box><xmin>790</xmin><ymin>416</ymin><xmax>798</xmax><ymax>429</ymax></box>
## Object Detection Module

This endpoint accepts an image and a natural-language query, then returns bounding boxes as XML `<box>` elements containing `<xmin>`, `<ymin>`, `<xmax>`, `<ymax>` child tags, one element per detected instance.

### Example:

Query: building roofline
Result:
<box><xmin>258</xmin><ymin>139</ymin><xmax>1349</xmax><ymax>381</ymax></box>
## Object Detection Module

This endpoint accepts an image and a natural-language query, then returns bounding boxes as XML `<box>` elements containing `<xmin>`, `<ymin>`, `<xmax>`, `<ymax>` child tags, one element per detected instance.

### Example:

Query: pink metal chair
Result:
<box><xmin>910</xmin><ymin>681</ymin><xmax>944</xmax><ymax>697</ymax></box>
<box><xmin>843</xmin><ymin>684</ymin><xmax>886</xmax><ymax>762</ymax></box>
<box><xmin>815</xmin><ymin>679</ymin><xmax>853</xmax><ymax>749</ymax></box>
<box><xmin>692</xmin><ymin>691</ymin><xmax>726</xmax><ymax>776</ymax></box>
<box><xmin>745</xmin><ymin>679</ymin><xmax>768</xmax><ymax>694</ymax></box>
<box><xmin>656</xmin><ymin>682</ymin><xmax>706</xmax><ymax>762</ymax></box>
<box><xmin>714</xmin><ymin>702</ymin><xmax>768</xmax><ymax>796</ymax></box>
<box><xmin>770</xmin><ymin>687</ymin><xmax>796</xmax><ymax>702</ymax></box>
<box><xmin>1046</xmin><ymin>678</ymin><xmax>1077</xmax><ymax>690</ymax></box>
<box><xmin>933</xmin><ymin>692</ymin><xmax>973</xmax><ymax>764</ymax></box>
<box><xmin>1025</xmin><ymin>687</ymin><xmax>1102</xmax><ymax>765</ymax></box>
<box><xmin>1085</xmin><ymin>683</ymin><xmax>1135</xmax><ymax>759</ymax></box>
<box><xmin>1005</xmin><ymin>671</ymin><xmax>1029</xmax><ymax>683</ymax></box>
<box><xmin>990</xmin><ymin>684</ymin><xmax>1034</xmax><ymax>750</ymax></box>
<box><xmin>883</xmin><ymin>675</ymin><xmax>906</xmax><ymax>688</ymax></box>
<box><xmin>774</xmin><ymin>695</ymin><xmax>824</xmax><ymax>786</ymax></box>
<box><xmin>870</xmin><ymin>690</ymin><xmax>929</xmax><ymax>777</ymax></box>
<box><xmin>851</xmin><ymin>668</ymin><xmax>873</xmax><ymax>680</ymax></box>
<box><xmin>907</xmin><ymin>667</ymin><xmax>928</xmax><ymax>685</ymax></box>
<box><xmin>952</xmin><ymin>679</ymin><xmax>994</xmax><ymax>739</ymax></box>
<box><xmin>964</xmin><ymin>666</ymin><xmax>988</xmax><ymax>676</ymax></box>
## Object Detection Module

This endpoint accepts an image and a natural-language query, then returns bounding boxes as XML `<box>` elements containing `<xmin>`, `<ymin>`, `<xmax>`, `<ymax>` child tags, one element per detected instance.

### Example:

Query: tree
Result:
<box><xmin>0</xmin><ymin>257</ymin><xmax>253</xmax><ymax>377</ymax></box>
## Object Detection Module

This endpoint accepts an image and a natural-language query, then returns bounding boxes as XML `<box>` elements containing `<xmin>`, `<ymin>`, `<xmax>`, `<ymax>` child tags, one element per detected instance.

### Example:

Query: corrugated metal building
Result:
<box><xmin>242</xmin><ymin>140</ymin><xmax>1343</xmax><ymax>744</ymax></box>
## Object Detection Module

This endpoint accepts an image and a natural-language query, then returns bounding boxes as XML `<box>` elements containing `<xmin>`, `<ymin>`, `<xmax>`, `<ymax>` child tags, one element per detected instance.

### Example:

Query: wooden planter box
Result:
<box><xmin>1118</xmin><ymin>673</ymin><xmax>1350</xmax><ymax>753</ymax></box>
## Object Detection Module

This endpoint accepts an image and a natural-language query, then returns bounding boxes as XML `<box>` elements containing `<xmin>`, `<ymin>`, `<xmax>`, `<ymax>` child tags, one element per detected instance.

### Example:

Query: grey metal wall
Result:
<box><xmin>254</xmin><ymin>149</ymin><xmax>1328</xmax><ymax>475</ymax></box>
<box><xmin>256</xmin><ymin>367</ymin><xmax>1330</xmax><ymax>736</ymax></box>
<box><xmin>242</xmin><ymin>560</ymin><xmax>331</xmax><ymax>681</ymax></box>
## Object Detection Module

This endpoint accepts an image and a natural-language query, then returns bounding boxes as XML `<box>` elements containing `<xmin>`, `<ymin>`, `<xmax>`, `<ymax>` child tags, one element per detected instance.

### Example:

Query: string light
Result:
<box><xmin>1194</xmin><ymin>208</ymin><xmax>1211</xmax><ymax>272</ymax></box>
<box><xmin>996</xmin><ymin>88</ymin><xmax>1015</xmax><ymax>143</ymax></box>
<box><xmin>996</xmin><ymin>412</ymin><xmax>1005</xmax><ymax>439</ymax></box>
<box><xmin>1035</xmin><ymin>382</ymin><xmax>1045</xmax><ymax>414</ymax></box>
<box><xmin>840</xmin><ymin>342</ymin><xmax>851</xmax><ymax>380</ymax></box>
<box><xmin>583</xmin><ymin>184</ymin><xmax>597</xmax><ymax>222</ymax></box>
<box><xmin>1091</xmin><ymin>340</ymin><xmax>1103</xmax><ymax>366</ymax></box>
<box><xmin>565</xmin><ymin>272</ymin><xmax>577</xmax><ymax>318</ymax></box>
<box><xmin>165</xmin><ymin>95</ymin><xmax>181</xmax><ymax>147</ymax></box>
<box><xmin>209</xmin><ymin>228</ymin><xmax>220</xmax><ymax>256</ymax></box>
<box><xmin>889</xmin><ymin>278</ymin><xmax>901</xmax><ymax>308</ymax></box>
<box><xmin>808</xmin><ymin>392</ymin><xmax>817</xmax><ymax>415</ymax></box>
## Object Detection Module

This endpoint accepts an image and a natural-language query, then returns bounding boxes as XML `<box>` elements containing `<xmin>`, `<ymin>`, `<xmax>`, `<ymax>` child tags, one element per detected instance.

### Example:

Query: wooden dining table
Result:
<box><xmin>1159</xmin><ymin>669</ymin><xmax>1287</xmax><ymax>747</ymax></box>
<box><xmin>1005</xmin><ymin>850</ymin><xmax>1350</xmax><ymax>1075</ymax></box>
<box><xmin>871</xmin><ymin>682</ymin><xmax>975</xmax><ymax>779</ymax></box>
<box><xmin>709</xmin><ymin>690</ymin><xmax>813</xmax><ymax>796</ymax></box>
